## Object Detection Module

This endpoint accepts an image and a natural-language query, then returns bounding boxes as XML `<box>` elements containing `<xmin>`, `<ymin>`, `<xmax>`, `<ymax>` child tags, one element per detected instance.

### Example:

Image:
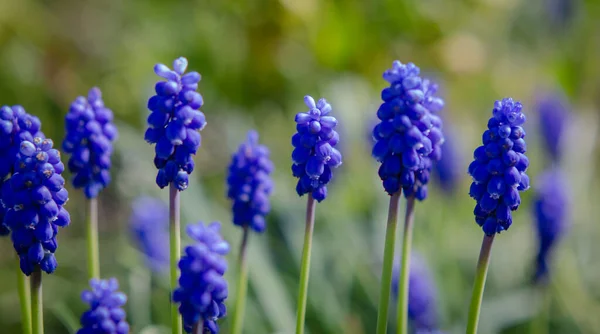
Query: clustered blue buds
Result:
<box><xmin>291</xmin><ymin>95</ymin><xmax>342</xmax><ymax>202</ymax></box>
<box><xmin>63</xmin><ymin>87</ymin><xmax>118</xmax><ymax>199</ymax></box>
<box><xmin>77</xmin><ymin>278</ymin><xmax>130</xmax><ymax>334</ymax></box>
<box><xmin>227</xmin><ymin>130</ymin><xmax>274</xmax><ymax>233</ymax></box>
<box><xmin>433</xmin><ymin>127</ymin><xmax>462</xmax><ymax>194</ymax></box>
<box><xmin>144</xmin><ymin>57</ymin><xmax>206</xmax><ymax>191</ymax></box>
<box><xmin>2</xmin><ymin>137</ymin><xmax>70</xmax><ymax>275</ymax></box>
<box><xmin>173</xmin><ymin>222</ymin><xmax>229</xmax><ymax>333</ymax></box>
<box><xmin>130</xmin><ymin>196</ymin><xmax>169</xmax><ymax>273</ymax></box>
<box><xmin>533</xmin><ymin>169</ymin><xmax>570</xmax><ymax>283</ymax></box>
<box><xmin>393</xmin><ymin>254</ymin><xmax>440</xmax><ymax>332</ymax></box>
<box><xmin>468</xmin><ymin>98</ymin><xmax>530</xmax><ymax>235</ymax></box>
<box><xmin>372</xmin><ymin>61</ymin><xmax>445</xmax><ymax>200</ymax></box>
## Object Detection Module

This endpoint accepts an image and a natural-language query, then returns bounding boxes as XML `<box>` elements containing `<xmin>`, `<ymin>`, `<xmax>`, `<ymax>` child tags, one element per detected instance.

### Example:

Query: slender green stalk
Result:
<box><xmin>396</xmin><ymin>196</ymin><xmax>416</xmax><ymax>334</ymax></box>
<box><xmin>31</xmin><ymin>267</ymin><xmax>43</xmax><ymax>334</ymax></box>
<box><xmin>531</xmin><ymin>284</ymin><xmax>550</xmax><ymax>334</ymax></box>
<box><xmin>86</xmin><ymin>198</ymin><xmax>100</xmax><ymax>279</ymax></box>
<box><xmin>17</xmin><ymin>258</ymin><xmax>32</xmax><ymax>334</ymax></box>
<box><xmin>232</xmin><ymin>226</ymin><xmax>250</xmax><ymax>334</ymax></box>
<box><xmin>169</xmin><ymin>184</ymin><xmax>182</xmax><ymax>334</ymax></box>
<box><xmin>375</xmin><ymin>192</ymin><xmax>401</xmax><ymax>334</ymax></box>
<box><xmin>295</xmin><ymin>194</ymin><xmax>317</xmax><ymax>334</ymax></box>
<box><xmin>466</xmin><ymin>234</ymin><xmax>495</xmax><ymax>334</ymax></box>
<box><xmin>192</xmin><ymin>322</ymin><xmax>202</xmax><ymax>334</ymax></box>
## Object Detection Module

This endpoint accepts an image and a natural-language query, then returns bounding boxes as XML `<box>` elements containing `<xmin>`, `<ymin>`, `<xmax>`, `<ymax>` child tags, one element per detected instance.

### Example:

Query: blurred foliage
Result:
<box><xmin>1</xmin><ymin>0</ymin><xmax>600</xmax><ymax>333</ymax></box>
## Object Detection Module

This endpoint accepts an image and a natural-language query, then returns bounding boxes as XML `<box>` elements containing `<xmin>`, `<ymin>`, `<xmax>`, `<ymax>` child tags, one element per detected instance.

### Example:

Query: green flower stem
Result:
<box><xmin>396</xmin><ymin>196</ymin><xmax>416</xmax><ymax>334</ymax></box>
<box><xmin>466</xmin><ymin>234</ymin><xmax>495</xmax><ymax>334</ymax></box>
<box><xmin>31</xmin><ymin>267</ymin><xmax>43</xmax><ymax>334</ymax></box>
<box><xmin>375</xmin><ymin>192</ymin><xmax>401</xmax><ymax>334</ymax></box>
<box><xmin>295</xmin><ymin>194</ymin><xmax>316</xmax><ymax>334</ymax></box>
<box><xmin>232</xmin><ymin>226</ymin><xmax>250</xmax><ymax>334</ymax></box>
<box><xmin>169</xmin><ymin>184</ymin><xmax>182</xmax><ymax>334</ymax></box>
<box><xmin>86</xmin><ymin>198</ymin><xmax>100</xmax><ymax>279</ymax></box>
<box><xmin>531</xmin><ymin>284</ymin><xmax>550</xmax><ymax>334</ymax></box>
<box><xmin>17</xmin><ymin>257</ymin><xmax>32</xmax><ymax>334</ymax></box>
<box><xmin>192</xmin><ymin>322</ymin><xmax>202</xmax><ymax>334</ymax></box>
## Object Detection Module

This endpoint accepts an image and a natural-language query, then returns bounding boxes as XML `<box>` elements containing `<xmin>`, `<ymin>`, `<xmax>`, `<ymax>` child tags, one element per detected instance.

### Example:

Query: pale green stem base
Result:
<box><xmin>232</xmin><ymin>226</ymin><xmax>250</xmax><ymax>334</ymax></box>
<box><xmin>169</xmin><ymin>184</ymin><xmax>182</xmax><ymax>334</ymax></box>
<box><xmin>375</xmin><ymin>192</ymin><xmax>402</xmax><ymax>334</ymax></box>
<box><xmin>295</xmin><ymin>194</ymin><xmax>316</xmax><ymax>334</ymax></box>
<box><xmin>31</xmin><ymin>267</ymin><xmax>43</xmax><ymax>334</ymax></box>
<box><xmin>466</xmin><ymin>234</ymin><xmax>495</xmax><ymax>334</ymax></box>
<box><xmin>396</xmin><ymin>196</ymin><xmax>416</xmax><ymax>334</ymax></box>
<box><xmin>17</xmin><ymin>257</ymin><xmax>32</xmax><ymax>334</ymax></box>
<box><xmin>531</xmin><ymin>284</ymin><xmax>550</xmax><ymax>334</ymax></box>
<box><xmin>87</xmin><ymin>198</ymin><xmax>100</xmax><ymax>280</ymax></box>
<box><xmin>193</xmin><ymin>322</ymin><xmax>202</xmax><ymax>334</ymax></box>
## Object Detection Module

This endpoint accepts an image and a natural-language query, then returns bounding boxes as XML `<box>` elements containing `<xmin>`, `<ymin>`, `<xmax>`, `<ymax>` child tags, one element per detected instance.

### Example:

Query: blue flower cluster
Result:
<box><xmin>433</xmin><ymin>127</ymin><xmax>462</xmax><ymax>195</ymax></box>
<box><xmin>393</xmin><ymin>253</ymin><xmax>440</xmax><ymax>332</ymax></box>
<box><xmin>372</xmin><ymin>61</ymin><xmax>445</xmax><ymax>200</ymax></box>
<box><xmin>536</xmin><ymin>91</ymin><xmax>569</xmax><ymax>162</ymax></box>
<box><xmin>533</xmin><ymin>169</ymin><xmax>570</xmax><ymax>283</ymax></box>
<box><xmin>130</xmin><ymin>196</ymin><xmax>169</xmax><ymax>273</ymax></box>
<box><xmin>468</xmin><ymin>98</ymin><xmax>530</xmax><ymax>235</ymax></box>
<box><xmin>2</xmin><ymin>138</ymin><xmax>70</xmax><ymax>275</ymax></box>
<box><xmin>227</xmin><ymin>130</ymin><xmax>274</xmax><ymax>233</ymax></box>
<box><xmin>62</xmin><ymin>87</ymin><xmax>118</xmax><ymax>199</ymax></box>
<box><xmin>291</xmin><ymin>95</ymin><xmax>342</xmax><ymax>202</ymax></box>
<box><xmin>173</xmin><ymin>222</ymin><xmax>229</xmax><ymax>333</ymax></box>
<box><xmin>144</xmin><ymin>57</ymin><xmax>206</xmax><ymax>191</ymax></box>
<box><xmin>77</xmin><ymin>278</ymin><xmax>129</xmax><ymax>334</ymax></box>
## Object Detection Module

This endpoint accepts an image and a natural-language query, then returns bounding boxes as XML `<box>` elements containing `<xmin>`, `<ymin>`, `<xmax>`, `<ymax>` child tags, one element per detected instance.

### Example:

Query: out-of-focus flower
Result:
<box><xmin>291</xmin><ymin>95</ymin><xmax>342</xmax><ymax>202</ymax></box>
<box><xmin>77</xmin><ymin>278</ymin><xmax>129</xmax><ymax>334</ymax></box>
<box><xmin>3</xmin><ymin>137</ymin><xmax>70</xmax><ymax>275</ymax></box>
<box><xmin>535</xmin><ymin>91</ymin><xmax>569</xmax><ymax>162</ymax></box>
<box><xmin>372</xmin><ymin>61</ymin><xmax>445</xmax><ymax>200</ymax></box>
<box><xmin>533</xmin><ymin>169</ymin><xmax>570</xmax><ymax>283</ymax></box>
<box><xmin>63</xmin><ymin>87</ymin><xmax>118</xmax><ymax>199</ymax></box>
<box><xmin>227</xmin><ymin>130</ymin><xmax>274</xmax><ymax>232</ymax></box>
<box><xmin>392</xmin><ymin>253</ymin><xmax>440</xmax><ymax>332</ymax></box>
<box><xmin>144</xmin><ymin>57</ymin><xmax>206</xmax><ymax>191</ymax></box>
<box><xmin>173</xmin><ymin>222</ymin><xmax>229</xmax><ymax>333</ymax></box>
<box><xmin>468</xmin><ymin>98</ymin><xmax>530</xmax><ymax>235</ymax></box>
<box><xmin>433</xmin><ymin>127</ymin><xmax>462</xmax><ymax>194</ymax></box>
<box><xmin>129</xmin><ymin>196</ymin><xmax>169</xmax><ymax>273</ymax></box>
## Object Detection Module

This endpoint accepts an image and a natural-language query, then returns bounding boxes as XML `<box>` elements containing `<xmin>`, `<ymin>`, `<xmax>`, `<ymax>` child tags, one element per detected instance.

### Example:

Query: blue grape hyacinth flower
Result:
<box><xmin>392</xmin><ymin>253</ymin><xmax>440</xmax><ymax>332</ymax></box>
<box><xmin>468</xmin><ymin>98</ymin><xmax>530</xmax><ymax>235</ymax></box>
<box><xmin>3</xmin><ymin>137</ymin><xmax>70</xmax><ymax>275</ymax></box>
<box><xmin>372</xmin><ymin>61</ymin><xmax>445</xmax><ymax>200</ymax></box>
<box><xmin>0</xmin><ymin>106</ymin><xmax>44</xmax><ymax>235</ymax></box>
<box><xmin>533</xmin><ymin>169</ymin><xmax>570</xmax><ymax>283</ymax></box>
<box><xmin>291</xmin><ymin>95</ymin><xmax>342</xmax><ymax>202</ymax></box>
<box><xmin>173</xmin><ymin>222</ymin><xmax>229</xmax><ymax>333</ymax></box>
<box><xmin>62</xmin><ymin>87</ymin><xmax>118</xmax><ymax>199</ymax></box>
<box><xmin>77</xmin><ymin>278</ymin><xmax>129</xmax><ymax>334</ymax></box>
<box><xmin>144</xmin><ymin>57</ymin><xmax>206</xmax><ymax>191</ymax></box>
<box><xmin>535</xmin><ymin>91</ymin><xmax>569</xmax><ymax>162</ymax></box>
<box><xmin>227</xmin><ymin>130</ymin><xmax>274</xmax><ymax>233</ymax></box>
<box><xmin>433</xmin><ymin>127</ymin><xmax>462</xmax><ymax>194</ymax></box>
<box><xmin>130</xmin><ymin>196</ymin><xmax>169</xmax><ymax>273</ymax></box>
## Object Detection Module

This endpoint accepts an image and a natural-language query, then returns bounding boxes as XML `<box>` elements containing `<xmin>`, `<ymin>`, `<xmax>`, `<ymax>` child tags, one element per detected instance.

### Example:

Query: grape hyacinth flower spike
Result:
<box><xmin>466</xmin><ymin>98</ymin><xmax>530</xmax><ymax>334</ymax></box>
<box><xmin>226</xmin><ymin>130</ymin><xmax>274</xmax><ymax>334</ymax></box>
<box><xmin>130</xmin><ymin>196</ymin><xmax>169</xmax><ymax>273</ymax></box>
<box><xmin>535</xmin><ymin>91</ymin><xmax>569</xmax><ymax>162</ymax></box>
<box><xmin>392</xmin><ymin>254</ymin><xmax>440</xmax><ymax>333</ymax></box>
<box><xmin>173</xmin><ymin>222</ymin><xmax>229</xmax><ymax>333</ymax></box>
<box><xmin>291</xmin><ymin>95</ymin><xmax>342</xmax><ymax>334</ymax></box>
<box><xmin>532</xmin><ymin>169</ymin><xmax>570</xmax><ymax>284</ymax></box>
<box><xmin>62</xmin><ymin>87</ymin><xmax>117</xmax><ymax>280</ymax></box>
<box><xmin>371</xmin><ymin>61</ymin><xmax>444</xmax><ymax>334</ymax></box>
<box><xmin>77</xmin><ymin>278</ymin><xmax>129</xmax><ymax>334</ymax></box>
<box><xmin>0</xmin><ymin>105</ymin><xmax>44</xmax><ymax>334</ymax></box>
<box><xmin>145</xmin><ymin>57</ymin><xmax>205</xmax><ymax>334</ymax></box>
<box><xmin>3</xmin><ymin>137</ymin><xmax>70</xmax><ymax>334</ymax></box>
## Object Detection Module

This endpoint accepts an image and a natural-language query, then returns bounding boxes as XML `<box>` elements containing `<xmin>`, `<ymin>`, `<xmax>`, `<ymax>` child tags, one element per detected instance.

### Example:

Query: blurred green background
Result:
<box><xmin>1</xmin><ymin>0</ymin><xmax>600</xmax><ymax>333</ymax></box>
